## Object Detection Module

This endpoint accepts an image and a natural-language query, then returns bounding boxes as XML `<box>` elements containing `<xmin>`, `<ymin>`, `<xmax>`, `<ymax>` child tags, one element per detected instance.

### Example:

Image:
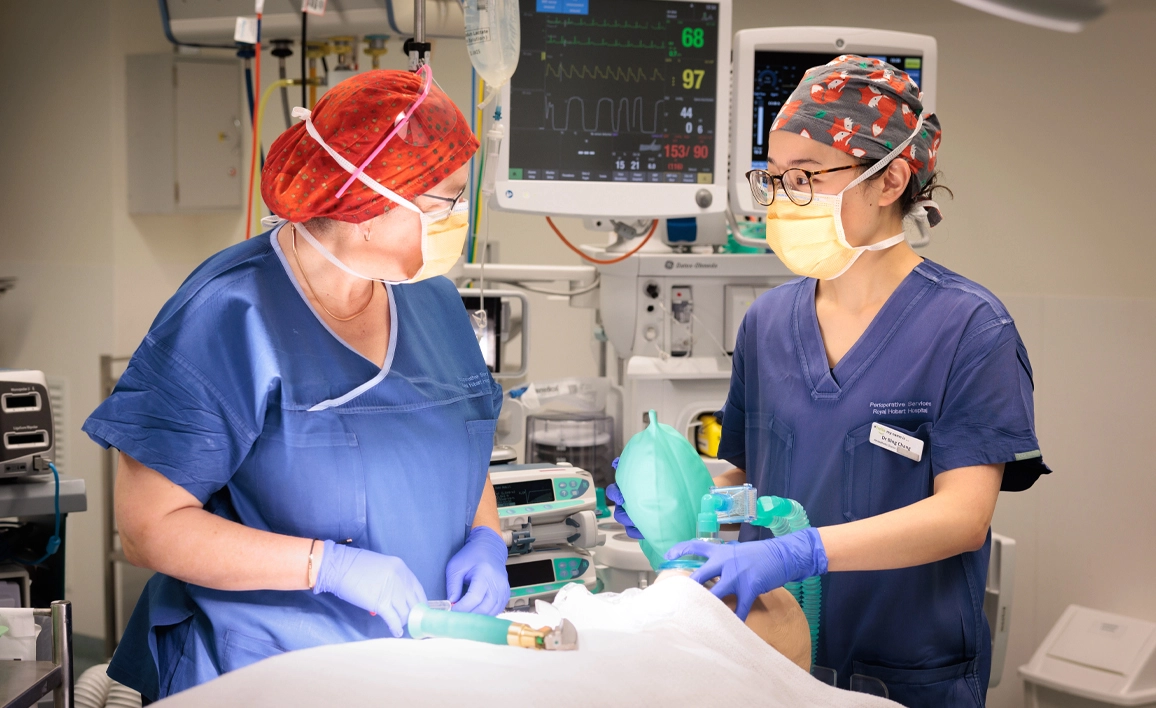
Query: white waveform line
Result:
<box><xmin>542</xmin><ymin>95</ymin><xmax>666</xmax><ymax>134</ymax></box>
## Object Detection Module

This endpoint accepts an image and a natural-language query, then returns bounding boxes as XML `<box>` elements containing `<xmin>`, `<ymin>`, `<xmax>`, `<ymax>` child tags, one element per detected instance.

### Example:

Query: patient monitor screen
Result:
<box><xmin>509</xmin><ymin>0</ymin><xmax>720</xmax><ymax>184</ymax></box>
<box><xmin>748</xmin><ymin>51</ymin><xmax>923</xmax><ymax>170</ymax></box>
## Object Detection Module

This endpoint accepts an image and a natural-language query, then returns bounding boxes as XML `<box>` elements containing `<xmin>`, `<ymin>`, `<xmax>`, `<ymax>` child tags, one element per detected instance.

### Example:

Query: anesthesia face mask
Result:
<box><xmin>764</xmin><ymin>113</ymin><xmax>927</xmax><ymax>281</ymax></box>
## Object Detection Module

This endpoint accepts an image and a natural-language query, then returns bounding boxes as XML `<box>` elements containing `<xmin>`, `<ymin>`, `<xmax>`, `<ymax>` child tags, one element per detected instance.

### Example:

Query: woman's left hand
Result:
<box><xmin>446</xmin><ymin>526</ymin><xmax>511</xmax><ymax>615</ymax></box>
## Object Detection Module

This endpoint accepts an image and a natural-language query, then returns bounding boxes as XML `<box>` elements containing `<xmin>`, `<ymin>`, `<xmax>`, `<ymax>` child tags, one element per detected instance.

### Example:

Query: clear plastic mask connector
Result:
<box><xmin>708</xmin><ymin>484</ymin><xmax>758</xmax><ymax>524</ymax></box>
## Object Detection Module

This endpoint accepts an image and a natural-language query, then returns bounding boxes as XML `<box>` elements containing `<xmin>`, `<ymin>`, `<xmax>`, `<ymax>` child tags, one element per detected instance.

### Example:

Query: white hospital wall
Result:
<box><xmin>994</xmin><ymin>294</ymin><xmax>1156</xmax><ymax>706</ymax></box>
<box><xmin>1</xmin><ymin>3</ymin><xmax>1152</xmax><ymax>696</ymax></box>
<box><xmin>0</xmin><ymin>0</ymin><xmax>255</xmax><ymax>639</ymax></box>
<box><xmin>0</xmin><ymin>1</ymin><xmax>118</xmax><ymax>641</ymax></box>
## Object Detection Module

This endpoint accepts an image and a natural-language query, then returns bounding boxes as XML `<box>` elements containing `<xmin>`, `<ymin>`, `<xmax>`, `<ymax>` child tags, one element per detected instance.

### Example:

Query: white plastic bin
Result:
<box><xmin>1021</xmin><ymin>605</ymin><xmax>1156</xmax><ymax>707</ymax></box>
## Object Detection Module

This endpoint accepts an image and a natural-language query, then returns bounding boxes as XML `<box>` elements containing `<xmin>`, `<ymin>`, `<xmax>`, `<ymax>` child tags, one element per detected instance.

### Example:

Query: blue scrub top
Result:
<box><xmin>719</xmin><ymin>260</ymin><xmax>1049</xmax><ymax>707</ymax></box>
<box><xmin>84</xmin><ymin>226</ymin><xmax>502</xmax><ymax>700</ymax></box>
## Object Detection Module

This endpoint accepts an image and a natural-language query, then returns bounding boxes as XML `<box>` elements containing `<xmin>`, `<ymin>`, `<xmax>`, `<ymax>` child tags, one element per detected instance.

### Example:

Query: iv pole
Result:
<box><xmin>407</xmin><ymin>0</ymin><xmax>430</xmax><ymax>69</ymax></box>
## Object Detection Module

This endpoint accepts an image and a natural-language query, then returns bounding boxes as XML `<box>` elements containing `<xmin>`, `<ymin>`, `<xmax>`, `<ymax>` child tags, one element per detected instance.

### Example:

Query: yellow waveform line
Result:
<box><xmin>545</xmin><ymin>64</ymin><xmax>666</xmax><ymax>83</ymax></box>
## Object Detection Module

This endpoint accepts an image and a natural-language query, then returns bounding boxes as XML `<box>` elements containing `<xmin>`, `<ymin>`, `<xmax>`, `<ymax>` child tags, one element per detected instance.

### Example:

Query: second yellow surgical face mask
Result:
<box><xmin>764</xmin><ymin>192</ymin><xmax>906</xmax><ymax>281</ymax></box>
<box><xmin>765</xmin><ymin>114</ymin><xmax>925</xmax><ymax>280</ymax></box>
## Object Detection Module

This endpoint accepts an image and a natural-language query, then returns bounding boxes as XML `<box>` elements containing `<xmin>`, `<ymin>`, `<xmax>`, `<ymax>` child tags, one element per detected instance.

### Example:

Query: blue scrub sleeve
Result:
<box><xmin>931</xmin><ymin>320</ymin><xmax>1049</xmax><ymax>490</ymax></box>
<box><xmin>716</xmin><ymin>317</ymin><xmax>748</xmax><ymax>471</ymax></box>
<box><xmin>83</xmin><ymin>336</ymin><xmax>260</xmax><ymax>504</ymax></box>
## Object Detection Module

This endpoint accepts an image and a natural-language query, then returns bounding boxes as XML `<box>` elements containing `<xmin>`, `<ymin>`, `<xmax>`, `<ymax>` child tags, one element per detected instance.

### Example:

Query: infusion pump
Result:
<box><xmin>493</xmin><ymin>464</ymin><xmax>602</xmax><ymax>608</ymax></box>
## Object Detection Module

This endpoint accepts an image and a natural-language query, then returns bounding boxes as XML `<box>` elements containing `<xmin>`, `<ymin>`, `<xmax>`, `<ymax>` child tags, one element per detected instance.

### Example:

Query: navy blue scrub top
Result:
<box><xmin>84</xmin><ymin>227</ymin><xmax>502</xmax><ymax>700</ymax></box>
<box><xmin>719</xmin><ymin>259</ymin><xmax>1049</xmax><ymax>706</ymax></box>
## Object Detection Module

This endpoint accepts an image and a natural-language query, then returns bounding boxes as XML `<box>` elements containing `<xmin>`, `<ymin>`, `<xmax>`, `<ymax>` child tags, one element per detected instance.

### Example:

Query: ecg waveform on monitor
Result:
<box><xmin>507</xmin><ymin>0</ymin><xmax>718</xmax><ymax>181</ymax></box>
<box><xmin>545</xmin><ymin>64</ymin><xmax>665</xmax><ymax>83</ymax></box>
<box><xmin>541</xmin><ymin>95</ymin><xmax>665</xmax><ymax>134</ymax></box>
<box><xmin>545</xmin><ymin>35</ymin><xmax>667</xmax><ymax>50</ymax></box>
<box><xmin>544</xmin><ymin>17</ymin><xmax>666</xmax><ymax>30</ymax></box>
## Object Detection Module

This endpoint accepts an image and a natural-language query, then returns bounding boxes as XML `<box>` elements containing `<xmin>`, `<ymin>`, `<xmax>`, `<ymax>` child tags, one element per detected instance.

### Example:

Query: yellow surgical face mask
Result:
<box><xmin>764</xmin><ymin>114</ymin><xmax>924</xmax><ymax>280</ymax></box>
<box><xmin>407</xmin><ymin>203</ymin><xmax>470</xmax><ymax>283</ymax></box>
<box><xmin>765</xmin><ymin>191</ymin><xmax>905</xmax><ymax>281</ymax></box>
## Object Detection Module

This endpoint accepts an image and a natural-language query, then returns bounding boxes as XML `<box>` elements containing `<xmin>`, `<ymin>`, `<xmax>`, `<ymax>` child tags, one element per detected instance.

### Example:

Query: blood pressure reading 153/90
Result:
<box><xmin>750</xmin><ymin>51</ymin><xmax>923</xmax><ymax>170</ymax></box>
<box><xmin>508</xmin><ymin>0</ymin><xmax>719</xmax><ymax>184</ymax></box>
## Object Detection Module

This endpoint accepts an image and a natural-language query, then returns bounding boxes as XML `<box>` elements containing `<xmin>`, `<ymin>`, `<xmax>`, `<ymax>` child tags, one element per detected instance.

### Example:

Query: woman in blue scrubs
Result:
<box><xmin>83</xmin><ymin>70</ymin><xmax>509</xmax><ymax>701</ymax></box>
<box><xmin>653</xmin><ymin>56</ymin><xmax>1049</xmax><ymax>705</ymax></box>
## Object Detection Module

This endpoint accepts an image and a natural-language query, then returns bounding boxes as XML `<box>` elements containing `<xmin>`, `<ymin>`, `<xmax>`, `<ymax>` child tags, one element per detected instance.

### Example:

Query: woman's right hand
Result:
<box><xmin>605</xmin><ymin>483</ymin><xmax>643</xmax><ymax>540</ymax></box>
<box><xmin>313</xmin><ymin>540</ymin><xmax>427</xmax><ymax>637</ymax></box>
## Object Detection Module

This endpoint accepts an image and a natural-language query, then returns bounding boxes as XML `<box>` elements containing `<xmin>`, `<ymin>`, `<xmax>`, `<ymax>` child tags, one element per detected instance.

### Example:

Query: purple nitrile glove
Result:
<box><xmin>665</xmin><ymin>528</ymin><xmax>828</xmax><ymax>620</ymax></box>
<box><xmin>604</xmin><ymin>483</ymin><xmax>643</xmax><ymax>540</ymax></box>
<box><xmin>446</xmin><ymin>526</ymin><xmax>511</xmax><ymax>616</ymax></box>
<box><xmin>313</xmin><ymin>540</ymin><xmax>427</xmax><ymax>637</ymax></box>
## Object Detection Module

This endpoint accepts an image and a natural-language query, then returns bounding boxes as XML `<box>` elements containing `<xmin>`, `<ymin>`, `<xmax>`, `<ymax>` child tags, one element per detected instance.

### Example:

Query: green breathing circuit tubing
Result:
<box><xmin>698</xmin><ymin>491</ymin><xmax>821</xmax><ymax>666</ymax></box>
<box><xmin>408</xmin><ymin>604</ymin><xmax>512</xmax><ymax>645</ymax></box>
<box><xmin>407</xmin><ymin>604</ymin><xmax>574</xmax><ymax>652</ymax></box>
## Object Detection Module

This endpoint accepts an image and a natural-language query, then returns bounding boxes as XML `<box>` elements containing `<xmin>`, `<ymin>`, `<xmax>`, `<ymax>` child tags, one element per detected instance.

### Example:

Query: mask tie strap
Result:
<box><xmin>863</xmin><ymin>233</ymin><xmax>907</xmax><ymax>252</ymax></box>
<box><xmin>292</xmin><ymin>107</ymin><xmax>422</xmax><ymax>215</ymax></box>
<box><xmin>832</xmin><ymin>112</ymin><xmax>930</xmax><ymax>249</ymax></box>
<box><xmin>335</xmin><ymin>64</ymin><xmax>434</xmax><ymax>199</ymax></box>
<box><xmin>821</xmin><ymin>231</ymin><xmax>909</xmax><ymax>281</ymax></box>
<box><xmin>293</xmin><ymin>220</ymin><xmax>401</xmax><ymax>285</ymax></box>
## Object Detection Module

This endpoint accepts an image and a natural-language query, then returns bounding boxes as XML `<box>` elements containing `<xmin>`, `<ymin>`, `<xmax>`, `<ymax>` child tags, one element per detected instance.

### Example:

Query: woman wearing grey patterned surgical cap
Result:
<box><xmin>659</xmin><ymin>55</ymin><xmax>1051</xmax><ymax>707</ymax></box>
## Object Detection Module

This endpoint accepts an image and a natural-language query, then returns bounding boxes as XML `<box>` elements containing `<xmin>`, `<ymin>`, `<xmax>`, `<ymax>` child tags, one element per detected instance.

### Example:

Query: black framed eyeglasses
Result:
<box><xmin>745</xmin><ymin>163</ymin><xmax>871</xmax><ymax>207</ymax></box>
<box><xmin>417</xmin><ymin>185</ymin><xmax>468</xmax><ymax>214</ymax></box>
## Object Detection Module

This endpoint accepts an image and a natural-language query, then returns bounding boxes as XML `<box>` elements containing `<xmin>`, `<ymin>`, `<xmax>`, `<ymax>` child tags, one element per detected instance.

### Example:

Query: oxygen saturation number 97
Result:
<box><xmin>682</xmin><ymin>69</ymin><xmax>705</xmax><ymax>89</ymax></box>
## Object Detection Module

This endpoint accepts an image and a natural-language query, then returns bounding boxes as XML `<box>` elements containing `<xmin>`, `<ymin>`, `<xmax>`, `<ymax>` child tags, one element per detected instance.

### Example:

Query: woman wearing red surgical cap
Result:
<box><xmin>633</xmin><ymin>56</ymin><xmax>1048</xmax><ymax>706</ymax></box>
<box><xmin>83</xmin><ymin>69</ymin><xmax>509</xmax><ymax>701</ymax></box>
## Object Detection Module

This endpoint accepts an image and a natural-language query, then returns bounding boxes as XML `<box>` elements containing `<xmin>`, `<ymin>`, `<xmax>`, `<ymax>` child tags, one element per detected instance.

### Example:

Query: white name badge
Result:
<box><xmin>869</xmin><ymin>422</ymin><xmax>924</xmax><ymax>462</ymax></box>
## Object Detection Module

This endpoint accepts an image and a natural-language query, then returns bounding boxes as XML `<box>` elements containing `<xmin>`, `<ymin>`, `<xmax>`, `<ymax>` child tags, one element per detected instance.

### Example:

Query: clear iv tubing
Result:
<box><xmin>468</xmin><ymin>78</ymin><xmax>487</xmax><ymax>263</ymax></box>
<box><xmin>653</xmin><ymin>298</ymin><xmax>730</xmax><ymax>359</ymax></box>
<box><xmin>762</xmin><ymin>496</ymin><xmax>821</xmax><ymax>667</ymax></box>
<box><xmin>467</xmin><ymin>68</ymin><xmax>478</xmax><ymax>256</ymax></box>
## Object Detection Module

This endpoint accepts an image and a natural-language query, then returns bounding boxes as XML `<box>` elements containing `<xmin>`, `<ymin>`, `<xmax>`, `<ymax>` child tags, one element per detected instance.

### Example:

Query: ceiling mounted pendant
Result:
<box><xmin>951</xmin><ymin>0</ymin><xmax>1109</xmax><ymax>32</ymax></box>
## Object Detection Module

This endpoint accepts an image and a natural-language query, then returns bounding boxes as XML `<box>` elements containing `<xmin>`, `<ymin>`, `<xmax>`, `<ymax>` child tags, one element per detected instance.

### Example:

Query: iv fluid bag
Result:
<box><xmin>614</xmin><ymin>411</ymin><xmax>714</xmax><ymax>570</ymax></box>
<box><xmin>464</xmin><ymin>0</ymin><xmax>521</xmax><ymax>97</ymax></box>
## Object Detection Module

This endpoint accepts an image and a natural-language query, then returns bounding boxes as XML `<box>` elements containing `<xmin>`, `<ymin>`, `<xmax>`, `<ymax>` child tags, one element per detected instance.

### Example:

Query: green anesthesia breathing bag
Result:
<box><xmin>614</xmin><ymin>410</ymin><xmax>714</xmax><ymax>570</ymax></box>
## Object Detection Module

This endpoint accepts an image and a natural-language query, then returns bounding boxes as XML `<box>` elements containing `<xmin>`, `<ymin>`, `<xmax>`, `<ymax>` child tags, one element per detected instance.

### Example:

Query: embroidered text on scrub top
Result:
<box><xmin>869</xmin><ymin>400</ymin><xmax>932</xmax><ymax>416</ymax></box>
